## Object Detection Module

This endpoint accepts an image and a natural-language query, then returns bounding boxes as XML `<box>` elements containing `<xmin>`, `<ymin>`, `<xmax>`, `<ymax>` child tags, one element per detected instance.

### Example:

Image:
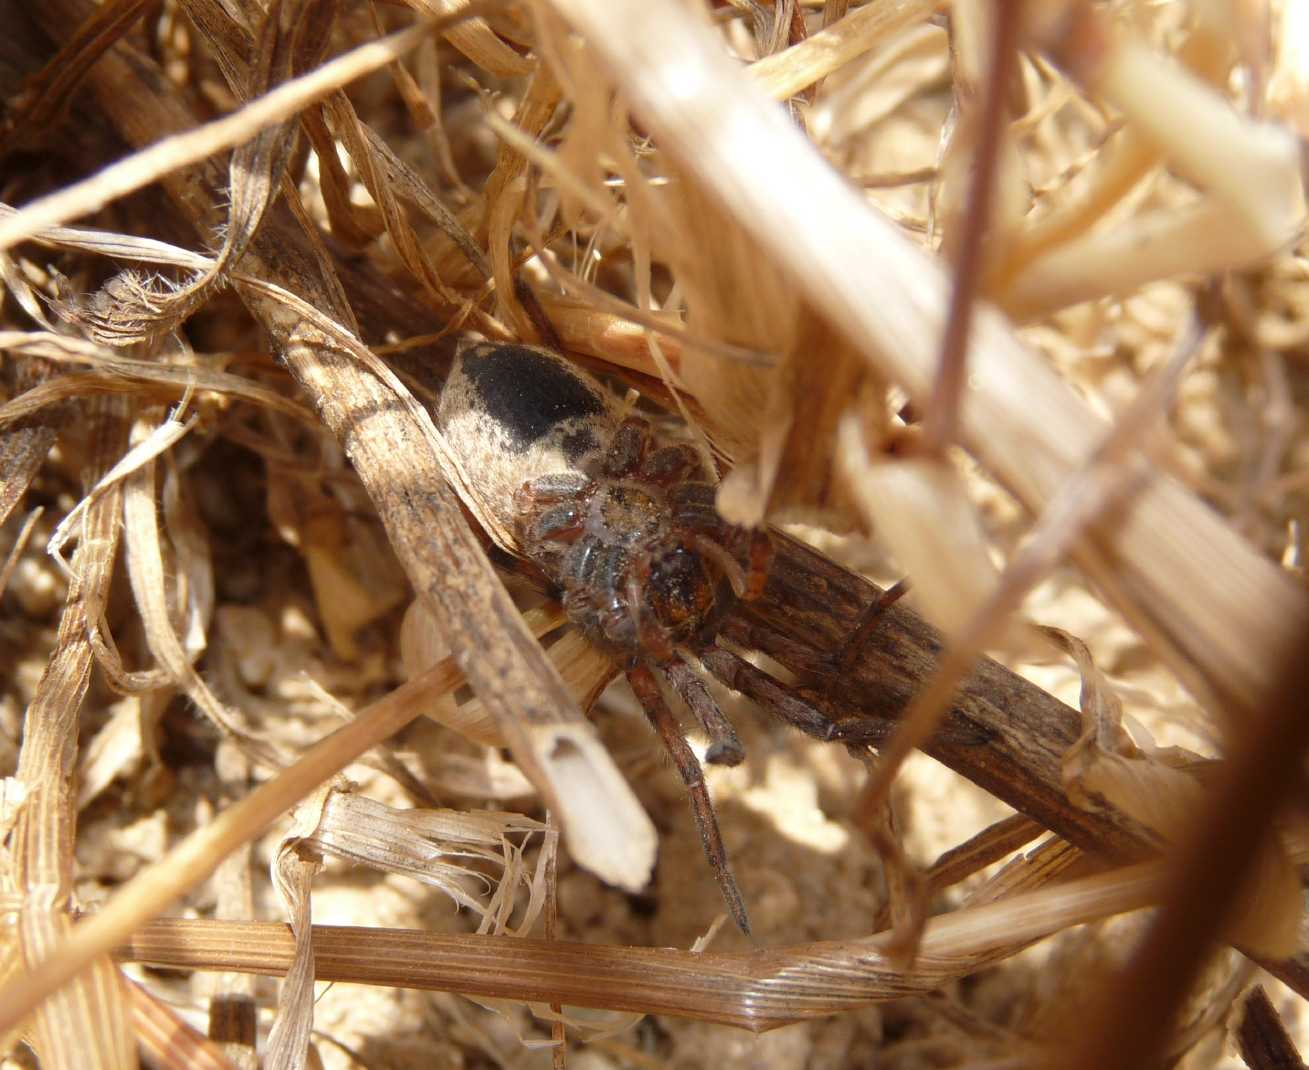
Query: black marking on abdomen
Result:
<box><xmin>462</xmin><ymin>345</ymin><xmax>605</xmax><ymax>451</ymax></box>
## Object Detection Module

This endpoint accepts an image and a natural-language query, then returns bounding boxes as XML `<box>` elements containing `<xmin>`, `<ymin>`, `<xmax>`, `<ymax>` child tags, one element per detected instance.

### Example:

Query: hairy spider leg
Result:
<box><xmin>699</xmin><ymin>645</ymin><xmax>893</xmax><ymax>747</ymax></box>
<box><xmin>588</xmin><ymin>544</ymin><xmax>643</xmax><ymax>650</ymax></box>
<box><xmin>626</xmin><ymin>662</ymin><xmax>751</xmax><ymax>936</ymax></box>
<box><xmin>689</xmin><ymin>534</ymin><xmax>749</xmax><ymax>598</ymax></box>
<box><xmin>664</xmin><ymin>658</ymin><xmax>745</xmax><ymax>766</ymax></box>
<box><xmin>834</xmin><ymin>578</ymin><xmax>911</xmax><ymax>673</ymax></box>
<box><xmin>603</xmin><ymin>418</ymin><xmax>649</xmax><ymax>478</ymax></box>
<box><xmin>667</xmin><ymin>488</ymin><xmax>771</xmax><ymax>603</ymax></box>
<box><xmin>523</xmin><ymin>502</ymin><xmax>587</xmax><ymax>547</ymax></box>
<box><xmin>667</xmin><ymin>481</ymin><xmax>716</xmax><ymax>508</ymax></box>
<box><xmin>515</xmin><ymin>474</ymin><xmax>595</xmax><ymax>570</ymax></box>
<box><xmin>642</xmin><ymin>443</ymin><xmax>704</xmax><ymax>486</ymax></box>
<box><xmin>514</xmin><ymin>471</ymin><xmax>595</xmax><ymax>511</ymax></box>
<box><xmin>742</xmin><ymin>529</ymin><xmax>773</xmax><ymax>602</ymax></box>
<box><xmin>666</xmin><ymin>486</ymin><xmax>764</xmax><ymax>601</ymax></box>
<box><xmin>521</xmin><ymin>501</ymin><xmax>587</xmax><ymax>578</ymax></box>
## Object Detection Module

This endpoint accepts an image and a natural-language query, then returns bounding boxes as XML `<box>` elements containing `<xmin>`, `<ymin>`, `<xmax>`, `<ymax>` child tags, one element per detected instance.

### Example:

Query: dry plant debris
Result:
<box><xmin>1</xmin><ymin>1</ymin><xmax>1308</xmax><ymax>1068</ymax></box>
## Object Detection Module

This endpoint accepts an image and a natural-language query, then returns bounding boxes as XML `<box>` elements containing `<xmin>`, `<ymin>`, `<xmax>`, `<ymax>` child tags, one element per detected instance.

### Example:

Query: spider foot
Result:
<box><xmin>665</xmin><ymin>658</ymin><xmax>745</xmax><ymax>767</ymax></box>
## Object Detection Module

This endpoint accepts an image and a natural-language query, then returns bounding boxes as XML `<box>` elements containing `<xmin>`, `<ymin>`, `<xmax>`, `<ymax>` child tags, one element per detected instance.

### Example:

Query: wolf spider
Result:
<box><xmin>514</xmin><ymin>416</ymin><xmax>771</xmax><ymax>933</ymax></box>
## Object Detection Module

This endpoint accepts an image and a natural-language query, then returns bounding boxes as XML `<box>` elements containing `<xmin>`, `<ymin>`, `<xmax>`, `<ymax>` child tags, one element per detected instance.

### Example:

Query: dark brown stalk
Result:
<box><xmin>711</xmin><ymin>534</ymin><xmax>1309</xmax><ymax>1003</ymax></box>
<box><xmin>714</xmin><ymin>533</ymin><xmax>1158</xmax><ymax>860</ymax></box>
<box><xmin>925</xmin><ymin>813</ymin><xmax>1046</xmax><ymax>895</ymax></box>
<box><xmin>1237</xmin><ymin>986</ymin><xmax>1306</xmax><ymax>1070</ymax></box>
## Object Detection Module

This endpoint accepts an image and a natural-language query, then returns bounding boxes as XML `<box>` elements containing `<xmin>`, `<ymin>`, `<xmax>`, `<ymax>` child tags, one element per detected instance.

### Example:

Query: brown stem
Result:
<box><xmin>1237</xmin><ymin>986</ymin><xmax>1307</xmax><ymax>1070</ymax></box>
<box><xmin>921</xmin><ymin>0</ymin><xmax>1023</xmax><ymax>455</ymax></box>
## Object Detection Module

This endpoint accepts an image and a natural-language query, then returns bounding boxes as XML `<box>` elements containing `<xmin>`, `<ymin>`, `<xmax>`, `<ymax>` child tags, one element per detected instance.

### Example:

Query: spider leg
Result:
<box><xmin>515</xmin><ymin>472</ymin><xmax>595</xmax><ymax>511</ymax></box>
<box><xmin>625</xmin><ymin>574</ymin><xmax>676</xmax><ymax>662</ymax></box>
<box><xmin>699</xmin><ymin>645</ymin><xmax>896</xmax><ymax>747</ymax></box>
<box><xmin>515</xmin><ymin>475</ymin><xmax>594</xmax><ymax>557</ymax></box>
<box><xmin>523</xmin><ymin>502</ymin><xmax>587</xmax><ymax>547</ymax></box>
<box><xmin>668</xmin><ymin>480</ymin><xmax>714</xmax><ymax>503</ymax></box>
<box><xmin>690</xmin><ymin>534</ymin><xmax>748</xmax><ymax>598</ymax></box>
<box><xmin>626</xmin><ymin>663</ymin><xmax>751</xmax><ymax>936</ymax></box>
<box><xmin>603</xmin><ymin>418</ymin><xmax>650</xmax><ymax>478</ymax></box>
<box><xmin>665</xmin><ymin>658</ymin><xmax>745</xmax><ymax>766</ymax></box>
<box><xmin>642</xmin><ymin>443</ymin><xmax>704</xmax><ymax>486</ymax></box>
<box><xmin>670</xmin><ymin>495</ymin><xmax>772</xmax><ymax>604</ymax></box>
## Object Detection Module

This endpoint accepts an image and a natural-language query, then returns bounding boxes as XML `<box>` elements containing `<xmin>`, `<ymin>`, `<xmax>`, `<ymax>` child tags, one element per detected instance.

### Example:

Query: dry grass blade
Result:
<box><xmin>117</xmin><ymin>859</ymin><xmax>1168</xmax><ymax>1032</ymax></box>
<box><xmin>206</xmin><ymin>743</ymin><xmax>257</xmax><ymax>1070</ymax></box>
<box><xmin>854</xmin><ymin>318</ymin><xmax>1205</xmax><ymax>847</ymax></box>
<box><xmin>75</xmin><ymin>2</ymin><xmax>298</xmax><ymax>346</ymax></box>
<box><xmin>36</xmin><ymin>0</ymin><xmax>654</xmax><ymax>884</ymax></box>
<box><xmin>125</xmin><ymin>979</ymin><xmax>238</xmax><ymax>1070</ymax></box>
<box><xmin>5</xmin><ymin>400</ymin><xmax>134</xmax><ymax>1070</ymax></box>
<box><xmin>747</xmin><ymin>0</ymin><xmax>934</xmax><ymax>101</ymax></box>
<box><xmin>1062</xmin><ymin>615</ymin><xmax>1309</xmax><ymax>1068</ymax></box>
<box><xmin>1001</xmin><ymin>8</ymin><xmax>1306</xmax><ymax>321</ymax></box>
<box><xmin>0</xmin><ymin>505</ymin><xmax>42</xmax><ymax>602</ymax></box>
<box><xmin>0</xmin><ymin>330</ymin><xmax>316</xmax><ymax>426</ymax></box>
<box><xmin>0</xmin><ymin>0</ymin><xmax>156</xmax><ymax>153</ymax></box>
<box><xmin>0</xmin><ymin>361</ymin><xmax>63</xmax><ymax>530</ymax></box>
<box><xmin>0</xmin><ymin>373</ymin><xmax>172</xmax><ymax>430</ymax></box>
<box><xmin>121</xmin><ymin>404</ymin><xmax>285</xmax><ymax>766</ymax></box>
<box><xmin>293</xmin><ymin>791</ymin><xmax>548</xmax><ymax>926</ymax></box>
<box><xmin>0</xmin><ymin>3</ymin><xmax>497</xmax><ymax>252</ymax></box>
<box><xmin>265</xmin><ymin>844</ymin><xmax>319</xmax><ymax>1070</ymax></box>
<box><xmin>408</xmin><ymin>0</ymin><xmax>532</xmax><ymax>77</ymax></box>
<box><xmin>924</xmin><ymin>814</ymin><xmax>1045</xmax><ymax>896</ymax></box>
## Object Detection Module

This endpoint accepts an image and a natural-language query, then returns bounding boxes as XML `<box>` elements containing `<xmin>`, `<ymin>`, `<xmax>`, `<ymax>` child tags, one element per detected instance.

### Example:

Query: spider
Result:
<box><xmin>437</xmin><ymin>342</ymin><xmax>775</xmax><ymax>933</ymax></box>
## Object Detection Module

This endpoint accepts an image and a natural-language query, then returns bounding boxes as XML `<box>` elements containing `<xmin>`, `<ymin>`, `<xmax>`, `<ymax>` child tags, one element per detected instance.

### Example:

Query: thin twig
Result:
<box><xmin>921</xmin><ymin>0</ymin><xmax>1022</xmax><ymax>456</ymax></box>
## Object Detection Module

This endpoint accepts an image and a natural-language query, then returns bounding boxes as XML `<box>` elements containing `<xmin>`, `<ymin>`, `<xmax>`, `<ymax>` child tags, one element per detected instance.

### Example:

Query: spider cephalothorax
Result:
<box><xmin>437</xmin><ymin>341</ymin><xmax>771</xmax><ymax>932</ymax></box>
<box><xmin>515</xmin><ymin>417</ymin><xmax>769</xmax><ymax>666</ymax></box>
